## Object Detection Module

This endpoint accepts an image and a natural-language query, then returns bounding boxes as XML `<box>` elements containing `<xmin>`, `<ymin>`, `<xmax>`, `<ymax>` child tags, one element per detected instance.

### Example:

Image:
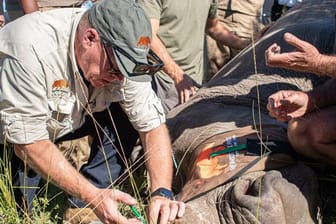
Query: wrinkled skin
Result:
<box><xmin>165</xmin><ymin>0</ymin><xmax>336</xmax><ymax>223</ymax></box>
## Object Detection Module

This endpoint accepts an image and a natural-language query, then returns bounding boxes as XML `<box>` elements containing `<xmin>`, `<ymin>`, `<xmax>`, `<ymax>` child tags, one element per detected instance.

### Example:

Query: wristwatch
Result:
<box><xmin>150</xmin><ymin>187</ymin><xmax>174</xmax><ymax>200</ymax></box>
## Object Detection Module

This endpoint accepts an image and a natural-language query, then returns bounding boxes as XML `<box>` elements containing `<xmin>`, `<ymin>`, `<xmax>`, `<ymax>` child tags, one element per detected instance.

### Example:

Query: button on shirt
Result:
<box><xmin>0</xmin><ymin>8</ymin><xmax>165</xmax><ymax>144</ymax></box>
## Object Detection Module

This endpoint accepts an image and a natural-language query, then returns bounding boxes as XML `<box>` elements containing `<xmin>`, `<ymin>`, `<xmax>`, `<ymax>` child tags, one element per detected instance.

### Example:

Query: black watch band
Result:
<box><xmin>150</xmin><ymin>187</ymin><xmax>174</xmax><ymax>200</ymax></box>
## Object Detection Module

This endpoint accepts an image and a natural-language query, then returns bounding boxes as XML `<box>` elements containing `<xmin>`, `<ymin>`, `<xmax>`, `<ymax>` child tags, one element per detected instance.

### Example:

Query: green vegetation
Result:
<box><xmin>0</xmin><ymin>143</ymin><xmax>149</xmax><ymax>224</ymax></box>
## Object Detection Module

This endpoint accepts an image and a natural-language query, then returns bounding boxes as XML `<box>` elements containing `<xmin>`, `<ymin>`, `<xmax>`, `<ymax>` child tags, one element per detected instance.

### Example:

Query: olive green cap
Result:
<box><xmin>88</xmin><ymin>0</ymin><xmax>152</xmax><ymax>82</ymax></box>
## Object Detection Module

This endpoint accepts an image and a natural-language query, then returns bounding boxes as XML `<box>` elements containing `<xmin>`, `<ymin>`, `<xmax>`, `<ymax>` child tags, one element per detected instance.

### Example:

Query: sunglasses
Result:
<box><xmin>103</xmin><ymin>43</ymin><xmax>164</xmax><ymax>77</ymax></box>
<box><xmin>103</xmin><ymin>44</ymin><xmax>122</xmax><ymax>75</ymax></box>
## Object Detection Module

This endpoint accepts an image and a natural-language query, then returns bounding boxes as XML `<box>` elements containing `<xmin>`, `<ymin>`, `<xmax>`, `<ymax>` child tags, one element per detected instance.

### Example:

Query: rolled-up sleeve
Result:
<box><xmin>0</xmin><ymin>57</ymin><xmax>49</xmax><ymax>144</ymax></box>
<box><xmin>119</xmin><ymin>78</ymin><xmax>165</xmax><ymax>132</ymax></box>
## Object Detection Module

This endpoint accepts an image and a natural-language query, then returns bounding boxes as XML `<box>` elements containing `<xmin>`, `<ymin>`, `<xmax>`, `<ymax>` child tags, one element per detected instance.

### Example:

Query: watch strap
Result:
<box><xmin>150</xmin><ymin>187</ymin><xmax>174</xmax><ymax>200</ymax></box>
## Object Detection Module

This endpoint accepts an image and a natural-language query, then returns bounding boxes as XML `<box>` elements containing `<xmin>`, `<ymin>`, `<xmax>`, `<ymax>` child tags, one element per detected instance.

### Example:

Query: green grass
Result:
<box><xmin>0</xmin><ymin>143</ymin><xmax>149</xmax><ymax>224</ymax></box>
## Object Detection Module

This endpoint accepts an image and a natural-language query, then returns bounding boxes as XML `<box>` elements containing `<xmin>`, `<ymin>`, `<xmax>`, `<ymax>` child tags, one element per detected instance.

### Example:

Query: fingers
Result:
<box><xmin>182</xmin><ymin>87</ymin><xmax>196</xmax><ymax>103</ymax></box>
<box><xmin>267</xmin><ymin>93</ymin><xmax>288</xmax><ymax>120</ymax></box>
<box><xmin>265</xmin><ymin>33</ymin><xmax>312</xmax><ymax>69</ymax></box>
<box><xmin>148</xmin><ymin>198</ymin><xmax>185</xmax><ymax>224</ymax></box>
<box><xmin>95</xmin><ymin>189</ymin><xmax>143</xmax><ymax>224</ymax></box>
<box><xmin>160</xmin><ymin>201</ymin><xmax>185</xmax><ymax>224</ymax></box>
<box><xmin>283</xmin><ymin>32</ymin><xmax>309</xmax><ymax>52</ymax></box>
<box><xmin>176</xmin><ymin>74</ymin><xmax>199</xmax><ymax>103</ymax></box>
<box><xmin>176</xmin><ymin>201</ymin><xmax>186</xmax><ymax>218</ymax></box>
<box><xmin>178</xmin><ymin>86</ymin><xmax>196</xmax><ymax>104</ymax></box>
<box><xmin>148</xmin><ymin>198</ymin><xmax>161</xmax><ymax>224</ymax></box>
<box><xmin>267</xmin><ymin>90</ymin><xmax>302</xmax><ymax>122</ymax></box>
<box><xmin>113</xmin><ymin>189</ymin><xmax>138</xmax><ymax>206</ymax></box>
<box><xmin>265</xmin><ymin>43</ymin><xmax>285</xmax><ymax>67</ymax></box>
<box><xmin>158</xmin><ymin>203</ymin><xmax>170</xmax><ymax>224</ymax></box>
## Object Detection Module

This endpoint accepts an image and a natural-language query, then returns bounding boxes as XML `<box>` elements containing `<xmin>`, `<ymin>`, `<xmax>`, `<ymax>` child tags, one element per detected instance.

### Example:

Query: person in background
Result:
<box><xmin>0</xmin><ymin>0</ymin><xmax>36</xmax><ymax>23</ymax></box>
<box><xmin>37</xmin><ymin>0</ymin><xmax>97</xmax><ymax>11</ymax></box>
<box><xmin>0</xmin><ymin>0</ymin><xmax>97</xmax><ymax>26</ymax></box>
<box><xmin>0</xmin><ymin>0</ymin><xmax>185</xmax><ymax>223</ymax></box>
<box><xmin>0</xmin><ymin>12</ymin><xmax>4</xmax><ymax>28</ymax></box>
<box><xmin>138</xmin><ymin>0</ymin><xmax>250</xmax><ymax>113</ymax></box>
<box><xmin>265</xmin><ymin>32</ymin><xmax>336</xmax><ymax>165</ymax></box>
<box><xmin>206</xmin><ymin>0</ymin><xmax>268</xmax><ymax>80</ymax></box>
<box><xmin>21</xmin><ymin>0</ymin><xmax>38</xmax><ymax>13</ymax></box>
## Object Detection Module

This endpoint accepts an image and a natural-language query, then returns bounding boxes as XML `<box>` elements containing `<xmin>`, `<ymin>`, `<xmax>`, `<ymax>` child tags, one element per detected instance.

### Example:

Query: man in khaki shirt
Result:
<box><xmin>0</xmin><ymin>0</ymin><xmax>185</xmax><ymax>223</ymax></box>
<box><xmin>206</xmin><ymin>0</ymin><xmax>267</xmax><ymax>80</ymax></box>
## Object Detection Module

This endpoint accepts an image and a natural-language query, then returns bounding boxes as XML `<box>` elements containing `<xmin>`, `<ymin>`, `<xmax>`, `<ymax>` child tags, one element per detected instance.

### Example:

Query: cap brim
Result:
<box><xmin>113</xmin><ymin>48</ymin><xmax>152</xmax><ymax>82</ymax></box>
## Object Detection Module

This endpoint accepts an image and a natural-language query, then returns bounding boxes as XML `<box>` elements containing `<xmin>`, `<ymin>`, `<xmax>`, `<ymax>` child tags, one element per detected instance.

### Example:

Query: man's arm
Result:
<box><xmin>13</xmin><ymin>140</ymin><xmax>140</xmax><ymax>224</ymax></box>
<box><xmin>265</xmin><ymin>32</ymin><xmax>336</xmax><ymax>77</ymax></box>
<box><xmin>149</xmin><ymin>18</ymin><xmax>196</xmax><ymax>104</ymax></box>
<box><xmin>20</xmin><ymin>0</ymin><xmax>39</xmax><ymax>14</ymax></box>
<box><xmin>0</xmin><ymin>2</ymin><xmax>5</xmax><ymax>28</ymax></box>
<box><xmin>306</xmin><ymin>78</ymin><xmax>336</xmax><ymax>110</ymax></box>
<box><xmin>206</xmin><ymin>18</ymin><xmax>250</xmax><ymax>50</ymax></box>
<box><xmin>139</xmin><ymin>124</ymin><xmax>185</xmax><ymax>224</ymax></box>
<box><xmin>0</xmin><ymin>15</ymin><xmax>4</xmax><ymax>28</ymax></box>
<box><xmin>139</xmin><ymin>124</ymin><xmax>172</xmax><ymax>192</ymax></box>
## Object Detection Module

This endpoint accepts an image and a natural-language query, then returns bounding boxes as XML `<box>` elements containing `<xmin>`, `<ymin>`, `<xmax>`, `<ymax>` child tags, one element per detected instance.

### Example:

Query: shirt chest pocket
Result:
<box><xmin>47</xmin><ymin>93</ymin><xmax>76</xmax><ymax>139</ymax></box>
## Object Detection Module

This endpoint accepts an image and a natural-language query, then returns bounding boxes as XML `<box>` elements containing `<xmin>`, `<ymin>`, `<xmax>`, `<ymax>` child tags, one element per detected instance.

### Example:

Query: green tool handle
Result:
<box><xmin>130</xmin><ymin>205</ymin><xmax>147</xmax><ymax>224</ymax></box>
<box><xmin>209</xmin><ymin>144</ymin><xmax>247</xmax><ymax>158</ymax></box>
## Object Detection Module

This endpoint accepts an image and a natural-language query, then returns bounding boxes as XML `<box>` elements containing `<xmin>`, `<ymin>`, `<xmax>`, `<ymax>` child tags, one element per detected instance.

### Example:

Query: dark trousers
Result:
<box><xmin>0</xmin><ymin>103</ymin><xmax>139</xmax><ymax>209</ymax></box>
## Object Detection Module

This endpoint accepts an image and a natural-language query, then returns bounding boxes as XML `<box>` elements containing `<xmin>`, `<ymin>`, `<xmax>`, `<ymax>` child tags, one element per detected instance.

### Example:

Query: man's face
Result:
<box><xmin>83</xmin><ymin>41</ymin><xmax>124</xmax><ymax>88</ymax></box>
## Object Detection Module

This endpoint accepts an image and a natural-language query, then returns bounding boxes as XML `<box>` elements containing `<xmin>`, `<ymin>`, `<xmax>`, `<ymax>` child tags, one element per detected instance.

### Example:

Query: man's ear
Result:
<box><xmin>83</xmin><ymin>28</ymin><xmax>100</xmax><ymax>48</ymax></box>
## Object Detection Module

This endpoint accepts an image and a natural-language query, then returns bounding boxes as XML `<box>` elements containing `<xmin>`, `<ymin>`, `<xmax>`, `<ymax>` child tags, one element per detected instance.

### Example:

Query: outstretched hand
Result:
<box><xmin>267</xmin><ymin>90</ymin><xmax>309</xmax><ymax>122</ymax></box>
<box><xmin>265</xmin><ymin>32</ymin><xmax>322</xmax><ymax>74</ymax></box>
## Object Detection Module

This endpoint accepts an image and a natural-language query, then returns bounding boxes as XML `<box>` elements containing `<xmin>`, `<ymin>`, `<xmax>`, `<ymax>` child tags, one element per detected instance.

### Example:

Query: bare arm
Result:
<box><xmin>20</xmin><ymin>0</ymin><xmax>39</xmax><ymax>14</ymax></box>
<box><xmin>265</xmin><ymin>32</ymin><xmax>336</xmax><ymax>77</ymax></box>
<box><xmin>0</xmin><ymin>3</ymin><xmax>5</xmax><ymax>27</ymax></box>
<box><xmin>140</xmin><ymin>124</ymin><xmax>173</xmax><ymax>191</ymax></box>
<box><xmin>139</xmin><ymin>124</ymin><xmax>185</xmax><ymax>224</ymax></box>
<box><xmin>306</xmin><ymin>78</ymin><xmax>336</xmax><ymax>110</ymax></box>
<box><xmin>0</xmin><ymin>15</ymin><xmax>5</xmax><ymax>28</ymax></box>
<box><xmin>14</xmin><ymin>140</ymin><xmax>140</xmax><ymax>224</ymax></box>
<box><xmin>150</xmin><ymin>18</ymin><xmax>196</xmax><ymax>104</ymax></box>
<box><xmin>206</xmin><ymin>18</ymin><xmax>250</xmax><ymax>50</ymax></box>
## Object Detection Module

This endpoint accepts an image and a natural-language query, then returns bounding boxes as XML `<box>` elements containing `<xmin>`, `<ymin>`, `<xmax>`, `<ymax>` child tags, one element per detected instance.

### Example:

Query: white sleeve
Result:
<box><xmin>0</xmin><ymin>57</ymin><xmax>49</xmax><ymax>144</ymax></box>
<box><xmin>119</xmin><ymin>78</ymin><xmax>166</xmax><ymax>132</ymax></box>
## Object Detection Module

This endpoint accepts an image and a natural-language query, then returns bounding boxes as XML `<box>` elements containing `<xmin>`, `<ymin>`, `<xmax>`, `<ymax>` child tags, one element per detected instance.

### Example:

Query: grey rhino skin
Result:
<box><xmin>166</xmin><ymin>0</ymin><xmax>335</xmax><ymax>223</ymax></box>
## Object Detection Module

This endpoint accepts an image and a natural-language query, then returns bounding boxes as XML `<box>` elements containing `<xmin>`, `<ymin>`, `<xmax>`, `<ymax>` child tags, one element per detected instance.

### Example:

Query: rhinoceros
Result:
<box><xmin>165</xmin><ymin>0</ymin><xmax>335</xmax><ymax>223</ymax></box>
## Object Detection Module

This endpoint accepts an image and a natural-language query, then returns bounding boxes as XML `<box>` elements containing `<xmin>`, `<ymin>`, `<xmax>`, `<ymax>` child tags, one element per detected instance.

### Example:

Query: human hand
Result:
<box><xmin>147</xmin><ymin>196</ymin><xmax>185</xmax><ymax>224</ymax></box>
<box><xmin>265</xmin><ymin>32</ymin><xmax>322</xmax><ymax>74</ymax></box>
<box><xmin>175</xmin><ymin>74</ymin><xmax>199</xmax><ymax>104</ymax></box>
<box><xmin>91</xmin><ymin>189</ymin><xmax>143</xmax><ymax>224</ymax></box>
<box><xmin>0</xmin><ymin>15</ymin><xmax>5</xmax><ymax>28</ymax></box>
<box><xmin>267</xmin><ymin>90</ymin><xmax>309</xmax><ymax>122</ymax></box>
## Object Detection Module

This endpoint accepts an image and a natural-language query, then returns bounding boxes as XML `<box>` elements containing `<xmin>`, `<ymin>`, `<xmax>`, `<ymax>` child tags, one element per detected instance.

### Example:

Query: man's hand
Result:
<box><xmin>91</xmin><ymin>189</ymin><xmax>143</xmax><ymax>224</ymax></box>
<box><xmin>267</xmin><ymin>90</ymin><xmax>309</xmax><ymax>122</ymax></box>
<box><xmin>265</xmin><ymin>32</ymin><xmax>322</xmax><ymax>74</ymax></box>
<box><xmin>0</xmin><ymin>15</ymin><xmax>5</xmax><ymax>28</ymax></box>
<box><xmin>147</xmin><ymin>196</ymin><xmax>185</xmax><ymax>224</ymax></box>
<box><xmin>174</xmin><ymin>74</ymin><xmax>198</xmax><ymax>104</ymax></box>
